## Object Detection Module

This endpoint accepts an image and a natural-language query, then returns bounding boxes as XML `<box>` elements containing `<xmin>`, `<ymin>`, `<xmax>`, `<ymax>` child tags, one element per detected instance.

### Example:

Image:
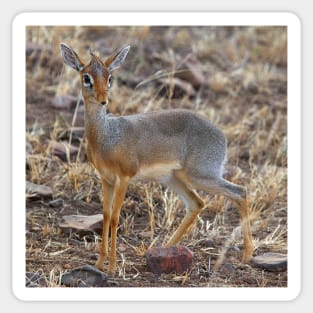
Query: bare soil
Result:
<box><xmin>26</xmin><ymin>26</ymin><xmax>288</xmax><ymax>287</ymax></box>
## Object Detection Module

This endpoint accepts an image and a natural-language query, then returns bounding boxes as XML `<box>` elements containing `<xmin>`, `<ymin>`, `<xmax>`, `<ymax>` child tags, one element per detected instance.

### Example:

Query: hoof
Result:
<box><xmin>107</xmin><ymin>265</ymin><xmax>116</xmax><ymax>277</ymax></box>
<box><xmin>95</xmin><ymin>260</ymin><xmax>105</xmax><ymax>271</ymax></box>
<box><xmin>241</xmin><ymin>252</ymin><xmax>253</xmax><ymax>263</ymax></box>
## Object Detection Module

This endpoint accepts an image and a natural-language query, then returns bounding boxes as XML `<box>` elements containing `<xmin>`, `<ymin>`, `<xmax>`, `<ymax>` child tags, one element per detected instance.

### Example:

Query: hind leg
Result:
<box><xmin>187</xmin><ymin>174</ymin><xmax>254</xmax><ymax>263</ymax></box>
<box><xmin>238</xmin><ymin>191</ymin><xmax>254</xmax><ymax>263</ymax></box>
<box><xmin>165</xmin><ymin>172</ymin><xmax>204</xmax><ymax>246</ymax></box>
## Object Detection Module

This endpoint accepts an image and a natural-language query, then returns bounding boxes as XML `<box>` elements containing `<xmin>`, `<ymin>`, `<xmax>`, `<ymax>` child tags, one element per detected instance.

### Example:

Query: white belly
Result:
<box><xmin>132</xmin><ymin>162</ymin><xmax>182</xmax><ymax>184</ymax></box>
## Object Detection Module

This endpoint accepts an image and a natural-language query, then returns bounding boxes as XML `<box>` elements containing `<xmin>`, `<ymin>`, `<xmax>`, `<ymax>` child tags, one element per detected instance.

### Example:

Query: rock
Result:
<box><xmin>59</xmin><ymin>127</ymin><xmax>85</xmax><ymax>142</ymax></box>
<box><xmin>48</xmin><ymin>198</ymin><xmax>64</xmax><ymax>208</ymax></box>
<box><xmin>61</xmin><ymin>265</ymin><xmax>117</xmax><ymax>287</ymax></box>
<box><xmin>26</xmin><ymin>181</ymin><xmax>53</xmax><ymax>198</ymax></box>
<box><xmin>245</xmin><ymin>82</ymin><xmax>259</xmax><ymax>94</ymax></box>
<box><xmin>158</xmin><ymin>77</ymin><xmax>196</xmax><ymax>98</ymax></box>
<box><xmin>175</xmin><ymin>56</ymin><xmax>206</xmax><ymax>89</ymax></box>
<box><xmin>155</xmin><ymin>53</ymin><xmax>205</xmax><ymax>89</ymax></box>
<box><xmin>49</xmin><ymin>140</ymin><xmax>79</xmax><ymax>161</ymax></box>
<box><xmin>146</xmin><ymin>245</ymin><xmax>193</xmax><ymax>275</ymax></box>
<box><xmin>221</xmin><ymin>262</ymin><xmax>234</xmax><ymax>274</ymax></box>
<box><xmin>51</xmin><ymin>95</ymin><xmax>78</xmax><ymax>110</ymax></box>
<box><xmin>250</xmin><ymin>253</ymin><xmax>287</xmax><ymax>272</ymax></box>
<box><xmin>59</xmin><ymin>214</ymin><xmax>103</xmax><ymax>235</ymax></box>
<box><xmin>26</xmin><ymin>272</ymin><xmax>48</xmax><ymax>287</ymax></box>
<box><xmin>139</xmin><ymin>230</ymin><xmax>154</xmax><ymax>239</ymax></box>
<box><xmin>239</xmin><ymin>150</ymin><xmax>250</xmax><ymax>161</ymax></box>
<box><xmin>202</xmin><ymin>239</ymin><xmax>215</xmax><ymax>248</ymax></box>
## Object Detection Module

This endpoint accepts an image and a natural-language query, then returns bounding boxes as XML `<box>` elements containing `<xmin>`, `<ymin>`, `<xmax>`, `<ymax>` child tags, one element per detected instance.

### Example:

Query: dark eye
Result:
<box><xmin>108</xmin><ymin>75</ymin><xmax>113</xmax><ymax>89</ymax></box>
<box><xmin>83</xmin><ymin>73</ymin><xmax>93</xmax><ymax>88</ymax></box>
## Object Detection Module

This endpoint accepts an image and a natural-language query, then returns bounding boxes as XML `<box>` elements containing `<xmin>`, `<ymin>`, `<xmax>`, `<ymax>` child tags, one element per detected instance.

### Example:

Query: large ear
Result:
<box><xmin>105</xmin><ymin>45</ymin><xmax>130</xmax><ymax>71</ymax></box>
<box><xmin>60</xmin><ymin>43</ymin><xmax>84</xmax><ymax>72</ymax></box>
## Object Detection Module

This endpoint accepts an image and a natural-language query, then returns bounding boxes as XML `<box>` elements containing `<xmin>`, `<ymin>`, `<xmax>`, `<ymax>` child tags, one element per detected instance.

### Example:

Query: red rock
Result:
<box><xmin>146</xmin><ymin>245</ymin><xmax>193</xmax><ymax>275</ymax></box>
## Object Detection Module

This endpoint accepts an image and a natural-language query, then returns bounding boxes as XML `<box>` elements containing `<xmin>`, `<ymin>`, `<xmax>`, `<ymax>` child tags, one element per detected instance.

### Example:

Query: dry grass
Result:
<box><xmin>26</xmin><ymin>26</ymin><xmax>287</xmax><ymax>287</ymax></box>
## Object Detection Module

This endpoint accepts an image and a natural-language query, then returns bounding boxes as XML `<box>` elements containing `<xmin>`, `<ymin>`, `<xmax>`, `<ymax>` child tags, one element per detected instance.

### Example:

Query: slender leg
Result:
<box><xmin>95</xmin><ymin>178</ymin><xmax>115</xmax><ymax>270</ymax></box>
<box><xmin>237</xmin><ymin>190</ymin><xmax>254</xmax><ymax>263</ymax></box>
<box><xmin>165</xmin><ymin>174</ymin><xmax>204</xmax><ymax>246</ymax></box>
<box><xmin>215</xmin><ymin>180</ymin><xmax>254</xmax><ymax>263</ymax></box>
<box><xmin>108</xmin><ymin>177</ymin><xmax>129</xmax><ymax>275</ymax></box>
<box><xmin>188</xmin><ymin>175</ymin><xmax>254</xmax><ymax>262</ymax></box>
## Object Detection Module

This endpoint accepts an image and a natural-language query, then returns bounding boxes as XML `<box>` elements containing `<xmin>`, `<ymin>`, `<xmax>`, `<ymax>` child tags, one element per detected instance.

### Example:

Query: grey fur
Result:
<box><xmin>93</xmin><ymin>107</ymin><xmax>245</xmax><ymax>200</ymax></box>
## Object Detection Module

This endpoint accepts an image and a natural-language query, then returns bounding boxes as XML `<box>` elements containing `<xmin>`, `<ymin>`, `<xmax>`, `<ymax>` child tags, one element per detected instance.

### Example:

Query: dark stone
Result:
<box><xmin>26</xmin><ymin>272</ymin><xmax>48</xmax><ymax>287</ymax></box>
<box><xmin>61</xmin><ymin>265</ymin><xmax>117</xmax><ymax>287</ymax></box>
<box><xmin>250</xmin><ymin>253</ymin><xmax>287</xmax><ymax>272</ymax></box>
<box><xmin>49</xmin><ymin>140</ymin><xmax>79</xmax><ymax>162</ymax></box>
<box><xmin>221</xmin><ymin>262</ymin><xmax>234</xmax><ymax>274</ymax></box>
<box><xmin>48</xmin><ymin>198</ymin><xmax>64</xmax><ymax>208</ymax></box>
<box><xmin>239</xmin><ymin>150</ymin><xmax>250</xmax><ymax>161</ymax></box>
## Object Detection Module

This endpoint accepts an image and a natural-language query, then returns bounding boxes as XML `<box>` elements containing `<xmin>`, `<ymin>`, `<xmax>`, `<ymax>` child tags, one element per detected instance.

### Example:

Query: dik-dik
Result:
<box><xmin>60</xmin><ymin>43</ymin><xmax>254</xmax><ymax>275</ymax></box>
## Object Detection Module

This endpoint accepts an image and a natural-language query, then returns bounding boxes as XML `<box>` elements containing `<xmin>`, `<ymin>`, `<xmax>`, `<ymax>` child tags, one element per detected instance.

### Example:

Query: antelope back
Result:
<box><xmin>60</xmin><ymin>43</ymin><xmax>130</xmax><ymax>105</ymax></box>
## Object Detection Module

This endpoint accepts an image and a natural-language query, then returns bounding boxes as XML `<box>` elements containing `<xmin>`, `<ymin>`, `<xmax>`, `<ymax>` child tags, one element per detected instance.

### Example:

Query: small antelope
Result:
<box><xmin>60</xmin><ymin>43</ymin><xmax>254</xmax><ymax>274</ymax></box>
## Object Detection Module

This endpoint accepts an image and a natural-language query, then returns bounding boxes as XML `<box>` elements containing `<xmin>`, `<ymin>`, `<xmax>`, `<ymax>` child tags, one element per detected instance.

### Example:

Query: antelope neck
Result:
<box><xmin>84</xmin><ymin>100</ymin><xmax>107</xmax><ymax>128</ymax></box>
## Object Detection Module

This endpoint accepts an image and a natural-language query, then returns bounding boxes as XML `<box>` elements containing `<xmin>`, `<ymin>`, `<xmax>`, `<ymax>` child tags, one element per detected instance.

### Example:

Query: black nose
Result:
<box><xmin>101</xmin><ymin>100</ymin><xmax>108</xmax><ymax>106</ymax></box>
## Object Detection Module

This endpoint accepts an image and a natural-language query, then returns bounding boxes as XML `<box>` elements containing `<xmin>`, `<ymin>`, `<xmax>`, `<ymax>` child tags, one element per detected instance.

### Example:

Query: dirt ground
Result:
<box><xmin>25</xmin><ymin>26</ymin><xmax>287</xmax><ymax>287</ymax></box>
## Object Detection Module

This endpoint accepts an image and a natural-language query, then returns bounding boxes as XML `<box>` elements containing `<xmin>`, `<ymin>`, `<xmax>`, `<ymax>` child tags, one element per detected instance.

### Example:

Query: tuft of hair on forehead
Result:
<box><xmin>89</xmin><ymin>47</ymin><xmax>94</xmax><ymax>56</ymax></box>
<box><xmin>84</xmin><ymin>45</ymin><xmax>130</xmax><ymax>73</ymax></box>
<box><xmin>86</xmin><ymin>50</ymin><xmax>106</xmax><ymax>73</ymax></box>
<box><xmin>88</xmin><ymin>47</ymin><xmax>98</xmax><ymax>58</ymax></box>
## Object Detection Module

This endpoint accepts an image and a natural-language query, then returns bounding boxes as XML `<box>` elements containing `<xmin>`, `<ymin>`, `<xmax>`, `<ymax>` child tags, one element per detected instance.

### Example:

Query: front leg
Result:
<box><xmin>108</xmin><ymin>177</ymin><xmax>129</xmax><ymax>275</ymax></box>
<box><xmin>95</xmin><ymin>178</ymin><xmax>115</xmax><ymax>270</ymax></box>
